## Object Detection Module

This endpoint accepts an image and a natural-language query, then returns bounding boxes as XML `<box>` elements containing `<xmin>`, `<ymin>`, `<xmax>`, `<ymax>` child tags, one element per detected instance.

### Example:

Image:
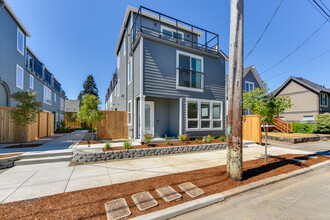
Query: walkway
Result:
<box><xmin>0</xmin><ymin>145</ymin><xmax>310</xmax><ymax>204</ymax></box>
<box><xmin>0</xmin><ymin>130</ymin><xmax>87</xmax><ymax>154</ymax></box>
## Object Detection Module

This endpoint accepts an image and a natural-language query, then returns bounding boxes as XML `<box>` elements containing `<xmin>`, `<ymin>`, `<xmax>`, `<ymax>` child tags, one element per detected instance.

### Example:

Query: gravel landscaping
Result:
<box><xmin>0</xmin><ymin>154</ymin><xmax>327</xmax><ymax>219</ymax></box>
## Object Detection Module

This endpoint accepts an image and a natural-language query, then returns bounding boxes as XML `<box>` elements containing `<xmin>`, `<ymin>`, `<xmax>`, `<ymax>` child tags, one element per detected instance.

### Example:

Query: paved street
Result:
<box><xmin>0</xmin><ymin>145</ymin><xmax>310</xmax><ymax>204</ymax></box>
<box><xmin>174</xmin><ymin>165</ymin><xmax>330</xmax><ymax>220</ymax></box>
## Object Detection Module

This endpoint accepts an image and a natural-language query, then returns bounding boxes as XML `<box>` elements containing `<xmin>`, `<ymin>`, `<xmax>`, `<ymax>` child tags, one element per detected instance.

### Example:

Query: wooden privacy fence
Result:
<box><xmin>97</xmin><ymin>111</ymin><xmax>127</xmax><ymax>140</ymax></box>
<box><xmin>64</xmin><ymin>112</ymin><xmax>82</xmax><ymax>128</ymax></box>
<box><xmin>242</xmin><ymin>115</ymin><xmax>262</xmax><ymax>145</ymax></box>
<box><xmin>0</xmin><ymin>107</ymin><xmax>54</xmax><ymax>143</ymax></box>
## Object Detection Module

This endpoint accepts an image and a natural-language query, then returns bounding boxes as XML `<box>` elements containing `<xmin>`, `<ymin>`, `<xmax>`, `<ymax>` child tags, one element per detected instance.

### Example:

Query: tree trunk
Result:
<box><xmin>91</xmin><ymin>123</ymin><xmax>94</xmax><ymax>141</ymax></box>
<box><xmin>263</xmin><ymin>126</ymin><xmax>268</xmax><ymax>163</ymax></box>
<box><xmin>227</xmin><ymin>0</ymin><xmax>244</xmax><ymax>181</ymax></box>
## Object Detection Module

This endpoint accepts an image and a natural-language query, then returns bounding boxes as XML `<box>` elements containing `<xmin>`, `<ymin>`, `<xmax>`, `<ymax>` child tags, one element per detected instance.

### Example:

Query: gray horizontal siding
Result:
<box><xmin>244</xmin><ymin>70</ymin><xmax>262</xmax><ymax>90</ymax></box>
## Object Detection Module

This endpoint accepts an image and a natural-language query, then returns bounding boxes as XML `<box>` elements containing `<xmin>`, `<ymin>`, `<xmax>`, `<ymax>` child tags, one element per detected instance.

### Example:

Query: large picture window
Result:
<box><xmin>176</xmin><ymin>50</ymin><xmax>203</xmax><ymax>91</ymax></box>
<box><xmin>186</xmin><ymin>99</ymin><xmax>222</xmax><ymax>130</ymax></box>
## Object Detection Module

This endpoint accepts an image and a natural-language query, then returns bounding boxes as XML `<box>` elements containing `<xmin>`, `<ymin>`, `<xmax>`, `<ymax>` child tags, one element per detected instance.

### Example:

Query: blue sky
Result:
<box><xmin>8</xmin><ymin>0</ymin><xmax>330</xmax><ymax>108</ymax></box>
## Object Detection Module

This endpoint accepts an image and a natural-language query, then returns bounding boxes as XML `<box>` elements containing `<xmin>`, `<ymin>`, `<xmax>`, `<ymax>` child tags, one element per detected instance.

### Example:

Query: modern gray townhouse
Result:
<box><xmin>0</xmin><ymin>0</ymin><xmax>65</xmax><ymax>126</ymax></box>
<box><xmin>105</xmin><ymin>6</ymin><xmax>228</xmax><ymax>140</ymax></box>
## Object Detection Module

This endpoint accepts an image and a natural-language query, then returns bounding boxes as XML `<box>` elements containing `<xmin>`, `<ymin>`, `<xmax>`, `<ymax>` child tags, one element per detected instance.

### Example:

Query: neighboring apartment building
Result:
<box><xmin>273</xmin><ymin>76</ymin><xmax>330</xmax><ymax>122</ymax></box>
<box><xmin>65</xmin><ymin>100</ymin><xmax>80</xmax><ymax>113</ymax></box>
<box><xmin>0</xmin><ymin>0</ymin><xmax>65</xmax><ymax>126</ymax></box>
<box><xmin>105</xmin><ymin>6</ymin><xmax>228</xmax><ymax>140</ymax></box>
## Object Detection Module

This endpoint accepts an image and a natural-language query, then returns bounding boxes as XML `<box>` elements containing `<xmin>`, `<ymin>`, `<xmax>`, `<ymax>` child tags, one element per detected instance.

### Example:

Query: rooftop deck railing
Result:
<box><xmin>131</xmin><ymin>6</ymin><xmax>220</xmax><ymax>55</ymax></box>
<box><xmin>106</xmin><ymin>68</ymin><xmax>118</xmax><ymax>100</ymax></box>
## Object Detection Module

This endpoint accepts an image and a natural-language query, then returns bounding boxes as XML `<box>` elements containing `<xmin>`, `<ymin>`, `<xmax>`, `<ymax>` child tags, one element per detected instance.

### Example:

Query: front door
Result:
<box><xmin>144</xmin><ymin>101</ymin><xmax>154</xmax><ymax>136</ymax></box>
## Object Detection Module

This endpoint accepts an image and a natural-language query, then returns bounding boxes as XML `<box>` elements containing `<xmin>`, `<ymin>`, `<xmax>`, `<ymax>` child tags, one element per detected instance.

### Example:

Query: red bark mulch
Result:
<box><xmin>0</xmin><ymin>154</ymin><xmax>327</xmax><ymax>219</ymax></box>
<box><xmin>0</xmin><ymin>153</ymin><xmax>22</xmax><ymax>159</ymax></box>
<box><xmin>102</xmin><ymin>140</ymin><xmax>226</xmax><ymax>152</ymax></box>
<box><xmin>78</xmin><ymin>140</ymin><xmax>104</xmax><ymax>145</ymax></box>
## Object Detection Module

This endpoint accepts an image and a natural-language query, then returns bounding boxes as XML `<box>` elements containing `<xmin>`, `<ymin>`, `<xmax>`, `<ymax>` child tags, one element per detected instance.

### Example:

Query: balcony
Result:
<box><xmin>26</xmin><ymin>51</ymin><xmax>43</xmax><ymax>79</ymax></box>
<box><xmin>53</xmin><ymin>79</ymin><xmax>61</xmax><ymax>94</ymax></box>
<box><xmin>131</xmin><ymin>6</ymin><xmax>220</xmax><ymax>55</ymax></box>
<box><xmin>106</xmin><ymin>68</ymin><xmax>118</xmax><ymax>100</ymax></box>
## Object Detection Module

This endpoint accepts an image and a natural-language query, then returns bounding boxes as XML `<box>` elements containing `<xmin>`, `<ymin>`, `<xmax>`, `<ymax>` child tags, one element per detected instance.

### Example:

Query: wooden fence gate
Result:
<box><xmin>97</xmin><ymin>111</ymin><xmax>127</xmax><ymax>140</ymax></box>
<box><xmin>0</xmin><ymin>107</ymin><xmax>54</xmax><ymax>143</ymax></box>
<box><xmin>242</xmin><ymin>115</ymin><xmax>262</xmax><ymax>144</ymax></box>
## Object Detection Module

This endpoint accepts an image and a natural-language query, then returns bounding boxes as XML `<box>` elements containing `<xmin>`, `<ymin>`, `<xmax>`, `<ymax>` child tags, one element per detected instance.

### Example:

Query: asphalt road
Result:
<box><xmin>173</xmin><ymin>165</ymin><xmax>330</xmax><ymax>220</ymax></box>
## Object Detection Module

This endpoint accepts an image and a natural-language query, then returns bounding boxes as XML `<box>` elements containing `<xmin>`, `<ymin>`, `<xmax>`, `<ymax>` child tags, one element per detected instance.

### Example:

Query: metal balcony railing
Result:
<box><xmin>131</xmin><ymin>6</ymin><xmax>220</xmax><ymax>55</ymax></box>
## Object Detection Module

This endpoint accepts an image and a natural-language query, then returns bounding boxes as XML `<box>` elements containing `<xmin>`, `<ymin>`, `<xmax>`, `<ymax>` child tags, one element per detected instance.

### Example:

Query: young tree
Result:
<box><xmin>10</xmin><ymin>91</ymin><xmax>42</xmax><ymax>144</ymax></box>
<box><xmin>65</xmin><ymin>112</ymin><xmax>77</xmax><ymax>128</ymax></box>
<box><xmin>243</xmin><ymin>87</ymin><xmax>292</xmax><ymax>163</ymax></box>
<box><xmin>78</xmin><ymin>74</ymin><xmax>99</xmax><ymax>102</ymax></box>
<box><xmin>77</xmin><ymin>95</ymin><xmax>104</xmax><ymax>140</ymax></box>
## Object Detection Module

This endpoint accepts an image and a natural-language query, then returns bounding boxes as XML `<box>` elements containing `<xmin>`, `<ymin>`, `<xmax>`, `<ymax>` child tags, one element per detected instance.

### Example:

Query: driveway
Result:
<box><xmin>173</xmin><ymin>165</ymin><xmax>330</xmax><ymax>220</ymax></box>
<box><xmin>0</xmin><ymin>145</ymin><xmax>310</xmax><ymax>204</ymax></box>
<box><xmin>0</xmin><ymin>130</ymin><xmax>87</xmax><ymax>154</ymax></box>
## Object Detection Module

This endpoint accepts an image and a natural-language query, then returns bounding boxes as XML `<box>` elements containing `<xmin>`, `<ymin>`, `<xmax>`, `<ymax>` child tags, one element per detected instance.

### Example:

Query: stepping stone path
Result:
<box><xmin>105</xmin><ymin>198</ymin><xmax>131</xmax><ymax>220</ymax></box>
<box><xmin>131</xmin><ymin>191</ymin><xmax>158</xmax><ymax>211</ymax></box>
<box><xmin>156</xmin><ymin>185</ymin><xmax>182</xmax><ymax>202</ymax></box>
<box><xmin>178</xmin><ymin>182</ymin><xmax>205</xmax><ymax>198</ymax></box>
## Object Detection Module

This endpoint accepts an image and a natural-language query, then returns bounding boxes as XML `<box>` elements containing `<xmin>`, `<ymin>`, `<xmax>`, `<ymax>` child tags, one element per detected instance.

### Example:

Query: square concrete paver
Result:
<box><xmin>131</xmin><ymin>191</ymin><xmax>158</xmax><ymax>211</ymax></box>
<box><xmin>156</xmin><ymin>185</ymin><xmax>182</xmax><ymax>202</ymax></box>
<box><xmin>178</xmin><ymin>182</ymin><xmax>205</xmax><ymax>198</ymax></box>
<box><xmin>105</xmin><ymin>198</ymin><xmax>131</xmax><ymax>220</ymax></box>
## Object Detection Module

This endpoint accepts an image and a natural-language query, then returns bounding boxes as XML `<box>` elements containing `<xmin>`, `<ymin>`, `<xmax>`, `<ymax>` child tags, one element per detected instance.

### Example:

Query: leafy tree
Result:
<box><xmin>10</xmin><ymin>91</ymin><xmax>42</xmax><ymax>144</ymax></box>
<box><xmin>77</xmin><ymin>95</ymin><xmax>104</xmax><ymax>140</ymax></box>
<box><xmin>78</xmin><ymin>74</ymin><xmax>99</xmax><ymax>103</ymax></box>
<box><xmin>243</xmin><ymin>87</ymin><xmax>292</xmax><ymax>163</ymax></box>
<box><xmin>313</xmin><ymin>113</ymin><xmax>330</xmax><ymax>134</ymax></box>
<box><xmin>65</xmin><ymin>112</ymin><xmax>77</xmax><ymax>128</ymax></box>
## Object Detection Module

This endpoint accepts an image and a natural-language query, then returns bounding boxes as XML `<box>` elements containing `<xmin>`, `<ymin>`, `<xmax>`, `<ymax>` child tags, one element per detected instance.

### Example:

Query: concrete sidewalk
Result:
<box><xmin>0</xmin><ymin>145</ymin><xmax>310</xmax><ymax>204</ymax></box>
<box><xmin>0</xmin><ymin>130</ymin><xmax>87</xmax><ymax>154</ymax></box>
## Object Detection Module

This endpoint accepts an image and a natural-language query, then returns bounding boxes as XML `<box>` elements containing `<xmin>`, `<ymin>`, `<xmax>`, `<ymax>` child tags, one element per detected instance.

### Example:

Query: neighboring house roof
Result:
<box><xmin>64</xmin><ymin>100</ymin><xmax>80</xmax><ymax>113</ymax></box>
<box><xmin>115</xmin><ymin>5</ymin><xmax>205</xmax><ymax>55</ymax></box>
<box><xmin>243</xmin><ymin>65</ymin><xmax>265</xmax><ymax>89</ymax></box>
<box><xmin>273</xmin><ymin>76</ymin><xmax>330</xmax><ymax>96</ymax></box>
<box><xmin>1</xmin><ymin>0</ymin><xmax>31</xmax><ymax>37</ymax></box>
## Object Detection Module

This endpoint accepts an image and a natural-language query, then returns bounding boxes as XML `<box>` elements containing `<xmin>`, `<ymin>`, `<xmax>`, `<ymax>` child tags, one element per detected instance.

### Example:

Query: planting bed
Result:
<box><xmin>0</xmin><ymin>154</ymin><xmax>328</xmax><ymax>219</ymax></box>
<box><xmin>0</xmin><ymin>153</ymin><xmax>21</xmax><ymax>159</ymax></box>
<box><xmin>78</xmin><ymin>140</ymin><xmax>104</xmax><ymax>145</ymax></box>
<box><xmin>263</xmin><ymin>132</ymin><xmax>330</xmax><ymax>144</ymax></box>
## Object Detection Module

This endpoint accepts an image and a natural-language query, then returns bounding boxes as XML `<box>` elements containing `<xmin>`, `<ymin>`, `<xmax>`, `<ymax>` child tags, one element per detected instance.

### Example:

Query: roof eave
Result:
<box><xmin>4</xmin><ymin>0</ymin><xmax>31</xmax><ymax>37</ymax></box>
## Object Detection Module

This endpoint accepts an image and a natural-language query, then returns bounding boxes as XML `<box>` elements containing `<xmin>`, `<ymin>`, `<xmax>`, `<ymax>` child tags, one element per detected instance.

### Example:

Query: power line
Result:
<box><xmin>260</xmin><ymin>18</ymin><xmax>329</xmax><ymax>75</ymax></box>
<box><xmin>319</xmin><ymin>0</ymin><xmax>330</xmax><ymax>13</ymax></box>
<box><xmin>312</xmin><ymin>0</ymin><xmax>330</xmax><ymax>17</ymax></box>
<box><xmin>307</xmin><ymin>0</ymin><xmax>329</xmax><ymax>20</ymax></box>
<box><xmin>265</xmin><ymin>49</ymin><xmax>330</xmax><ymax>81</ymax></box>
<box><xmin>244</xmin><ymin>0</ymin><xmax>285</xmax><ymax>61</ymax></box>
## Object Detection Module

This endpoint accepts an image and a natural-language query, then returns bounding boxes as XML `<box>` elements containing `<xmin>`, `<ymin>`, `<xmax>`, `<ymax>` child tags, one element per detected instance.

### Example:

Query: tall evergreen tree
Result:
<box><xmin>78</xmin><ymin>74</ymin><xmax>99</xmax><ymax>102</ymax></box>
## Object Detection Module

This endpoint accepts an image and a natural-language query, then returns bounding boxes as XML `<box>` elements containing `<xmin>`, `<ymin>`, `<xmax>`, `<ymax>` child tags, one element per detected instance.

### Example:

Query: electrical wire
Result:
<box><xmin>244</xmin><ymin>0</ymin><xmax>285</xmax><ymax>61</ymax></box>
<box><xmin>319</xmin><ymin>0</ymin><xmax>330</xmax><ymax>13</ymax></box>
<box><xmin>307</xmin><ymin>0</ymin><xmax>329</xmax><ymax>20</ymax></box>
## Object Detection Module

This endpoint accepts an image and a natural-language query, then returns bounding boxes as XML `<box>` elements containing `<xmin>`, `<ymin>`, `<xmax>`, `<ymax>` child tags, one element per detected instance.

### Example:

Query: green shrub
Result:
<box><xmin>105</xmin><ymin>141</ymin><xmax>111</xmax><ymax>149</ymax></box>
<box><xmin>195</xmin><ymin>139</ymin><xmax>201</xmax><ymax>144</ymax></box>
<box><xmin>144</xmin><ymin>134</ymin><xmax>153</xmax><ymax>145</ymax></box>
<box><xmin>164</xmin><ymin>134</ymin><xmax>174</xmax><ymax>145</ymax></box>
<box><xmin>217</xmin><ymin>136</ymin><xmax>226</xmax><ymax>141</ymax></box>
<box><xmin>313</xmin><ymin>113</ymin><xmax>330</xmax><ymax>134</ymax></box>
<box><xmin>203</xmin><ymin>135</ymin><xmax>214</xmax><ymax>143</ymax></box>
<box><xmin>178</xmin><ymin>134</ymin><xmax>188</xmax><ymax>143</ymax></box>
<box><xmin>293</xmin><ymin>122</ymin><xmax>314</xmax><ymax>134</ymax></box>
<box><xmin>124</xmin><ymin>141</ymin><xmax>131</xmax><ymax>149</ymax></box>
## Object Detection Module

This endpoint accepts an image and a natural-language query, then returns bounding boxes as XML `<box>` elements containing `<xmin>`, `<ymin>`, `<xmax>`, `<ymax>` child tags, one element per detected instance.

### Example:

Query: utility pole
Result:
<box><xmin>227</xmin><ymin>0</ymin><xmax>244</xmax><ymax>181</ymax></box>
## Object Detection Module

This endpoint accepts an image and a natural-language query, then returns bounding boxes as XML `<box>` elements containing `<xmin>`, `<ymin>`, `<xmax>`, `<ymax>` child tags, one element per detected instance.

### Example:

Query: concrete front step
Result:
<box><xmin>14</xmin><ymin>155</ymin><xmax>72</xmax><ymax>166</ymax></box>
<box><xmin>20</xmin><ymin>150</ymin><xmax>72</xmax><ymax>159</ymax></box>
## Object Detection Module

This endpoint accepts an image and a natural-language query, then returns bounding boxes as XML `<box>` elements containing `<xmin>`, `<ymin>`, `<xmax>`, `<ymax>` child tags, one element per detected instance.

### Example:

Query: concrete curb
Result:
<box><xmin>131</xmin><ymin>160</ymin><xmax>330</xmax><ymax>220</ymax></box>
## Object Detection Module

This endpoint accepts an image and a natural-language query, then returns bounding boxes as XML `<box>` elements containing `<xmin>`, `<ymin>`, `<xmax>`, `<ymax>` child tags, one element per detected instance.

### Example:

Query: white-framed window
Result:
<box><xmin>161</xmin><ymin>26</ymin><xmax>184</xmax><ymax>41</ymax></box>
<box><xmin>60</xmin><ymin>98</ymin><xmax>64</xmax><ymax>110</ymax></box>
<box><xmin>54</xmin><ymin>93</ymin><xmax>56</xmax><ymax>102</ymax></box>
<box><xmin>29</xmin><ymin>74</ymin><xmax>34</xmax><ymax>89</ymax></box>
<box><xmin>127</xmin><ymin>100</ymin><xmax>132</xmax><ymax>126</ymax></box>
<box><xmin>17</xmin><ymin>28</ymin><xmax>24</xmax><ymax>55</ymax></box>
<box><xmin>176</xmin><ymin>50</ymin><xmax>204</xmax><ymax>92</ymax></box>
<box><xmin>124</xmin><ymin>38</ymin><xmax>126</xmax><ymax>56</ymax></box>
<box><xmin>302</xmin><ymin>115</ymin><xmax>314</xmax><ymax>121</ymax></box>
<box><xmin>128</xmin><ymin>57</ymin><xmax>132</xmax><ymax>85</ymax></box>
<box><xmin>320</xmin><ymin>93</ymin><xmax>328</xmax><ymax>107</ymax></box>
<box><xmin>186</xmin><ymin>98</ymin><xmax>223</xmax><ymax>131</ymax></box>
<box><xmin>245</xmin><ymin>81</ymin><xmax>254</xmax><ymax>92</ymax></box>
<box><xmin>117</xmin><ymin>51</ymin><xmax>120</xmax><ymax>70</ymax></box>
<box><xmin>16</xmin><ymin>64</ymin><xmax>24</xmax><ymax>89</ymax></box>
<box><xmin>44</xmin><ymin>85</ymin><xmax>52</xmax><ymax>105</ymax></box>
<box><xmin>117</xmin><ymin>79</ymin><xmax>120</xmax><ymax>97</ymax></box>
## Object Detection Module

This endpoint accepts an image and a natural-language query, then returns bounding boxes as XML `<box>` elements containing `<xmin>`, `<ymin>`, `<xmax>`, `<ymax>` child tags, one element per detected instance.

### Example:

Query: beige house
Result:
<box><xmin>273</xmin><ymin>77</ymin><xmax>330</xmax><ymax>122</ymax></box>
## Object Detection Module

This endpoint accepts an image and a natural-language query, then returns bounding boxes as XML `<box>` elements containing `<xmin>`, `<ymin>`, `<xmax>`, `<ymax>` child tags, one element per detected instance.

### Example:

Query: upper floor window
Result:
<box><xmin>29</xmin><ymin>74</ymin><xmax>34</xmax><ymax>89</ymax></box>
<box><xmin>44</xmin><ymin>85</ymin><xmax>52</xmax><ymax>105</ymax></box>
<box><xmin>17</xmin><ymin>28</ymin><xmax>24</xmax><ymax>55</ymax></box>
<box><xmin>127</xmin><ymin>100</ymin><xmax>132</xmax><ymax>126</ymax></box>
<box><xmin>245</xmin><ymin>81</ymin><xmax>254</xmax><ymax>92</ymax></box>
<box><xmin>320</xmin><ymin>93</ymin><xmax>328</xmax><ymax>107</ymax></box>
<box><xmin>161</xmin><ymin>26</ymin><xmax>183</xmax><ymax>41</ymax></box>
<box><xmin>176</xmin><ymin>50</ymin><xmax>203</xmax><ymax>91</ymax></box>
<box><xmin>128</xmin><ymin>58</ymin><xmax>132</xmax><ymax>85</ymax></box>
<box><xmin>16</xmin><ymin>64</ymin><xmax>24</xmax><ymax>89</ymax></box>
<box><xmin>117</xmin><ymin>79</ymin><xmax>120</xmax><ymax>97</ymax></box>
<box><xmin>54</xmin><ymin>93</ymin><xmax>57</xmax><ymax>102</ymax></box>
